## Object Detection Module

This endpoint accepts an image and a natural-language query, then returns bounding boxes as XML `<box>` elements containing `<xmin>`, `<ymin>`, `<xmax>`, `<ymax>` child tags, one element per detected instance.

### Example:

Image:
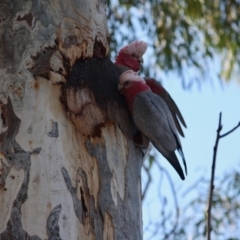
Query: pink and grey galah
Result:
<box><xmin>115</xmin><ymin>40</ymin><xmax>187</xmax><ymax>137</ymax></box>
<box><xmin>115</xmin><ymin>41</ymin><xmax>148</xmax><ymax>72</ymax></box>
<box><xmin>118</xmin><ymin>70</ymin><xmax>187</xmax><ymax>180</ymax></box>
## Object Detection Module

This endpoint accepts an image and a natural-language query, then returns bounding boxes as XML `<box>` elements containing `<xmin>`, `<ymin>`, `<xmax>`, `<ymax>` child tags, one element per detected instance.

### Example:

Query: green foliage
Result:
<box><xmin>107</xmin><ymin>0</ymin><xmax>240</xmax><ymax>83</ymax></box>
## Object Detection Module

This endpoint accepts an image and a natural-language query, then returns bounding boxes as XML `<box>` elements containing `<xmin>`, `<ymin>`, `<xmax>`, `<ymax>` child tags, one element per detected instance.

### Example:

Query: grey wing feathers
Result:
<box><xmin>133</xmin><ymin>91</ymin><xmax>186</xmax><ymax>180</ymax></box>
<box><xmin>166</xmin><ymin>94</ymin><xmax>187</xmax><ymax>128</ymax></box>
<box><xmin>162</xmin><ymin>93</ymin><xmax>187</xmax><ymax>137</ymax></box>
<box><xmin>172</xmin><ymin>113</ymin><xmax>185</xmax><ymax>137</ymax></box>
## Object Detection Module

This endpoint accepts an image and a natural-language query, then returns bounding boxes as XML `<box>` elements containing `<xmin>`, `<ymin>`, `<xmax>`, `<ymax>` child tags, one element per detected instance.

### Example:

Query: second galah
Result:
<box><xmin>118</xmin><ymin>70</ymin><xmax>187</xmax><ymax>180</ymax></box>
<box><xmin>115</xmin><ymin>41</ymin><xmax>187</xmax><ymax>137</ymax></box>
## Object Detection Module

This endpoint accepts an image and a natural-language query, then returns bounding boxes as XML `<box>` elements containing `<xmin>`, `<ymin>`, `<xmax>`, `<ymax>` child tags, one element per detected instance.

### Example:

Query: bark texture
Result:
<box><xmin>0</xmin><ymin>0</ymin><xmax>143</xmax><ymax>239</ymax></box>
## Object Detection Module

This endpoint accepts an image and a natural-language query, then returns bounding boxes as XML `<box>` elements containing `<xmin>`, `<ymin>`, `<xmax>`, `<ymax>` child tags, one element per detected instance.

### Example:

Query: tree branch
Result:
<box><xmin>220</xmin><ymin>122</ymin><xmax>240</xmax><ymax>138</ymax></box>
<box><xmin>207</xmin><ymin>112</ymin><xmax>222</xmax><ymax>240</ymax></box>
<box><xmin>207</xmin><ymin>113</ymin><xmax>240</xmax><ymax>240</ymax></box>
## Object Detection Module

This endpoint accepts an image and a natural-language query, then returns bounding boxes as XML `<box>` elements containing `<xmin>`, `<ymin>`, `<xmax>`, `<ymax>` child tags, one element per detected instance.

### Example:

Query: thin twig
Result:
<box><xmin>142</xmin><ymin>163</ymin><xmax>152</xmax><ymax>200</ymax></box>
<box><xmin>207</xmin><ymin>113</ymin><xmax>240</xmax><ymax>240</ymax></box>
<box><xmin>220</xmin><ymin>122</ymin><xmax>240</xmax><ymax>138</ymax></box>
<box><xmin>155</xmin><ymin>161</ymin><xmax>180</xmax><ymax>239</ymax></box>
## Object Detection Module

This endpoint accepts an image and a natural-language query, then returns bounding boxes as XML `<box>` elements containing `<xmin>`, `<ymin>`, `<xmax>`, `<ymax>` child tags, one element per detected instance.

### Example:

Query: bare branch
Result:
<box><xmin>220</xmin><ymin>122</ymin><xmax>240</xmax><ymax>138</ymax></box>
<box><xmin>207</xmin><ymin>113</ymin><xmax>240</xmax><ymax>240</ymax></box>
<box><xmin>207</xmin><ymin>112</ymin><xmax>222</xmax><ymax>240</ymax></box>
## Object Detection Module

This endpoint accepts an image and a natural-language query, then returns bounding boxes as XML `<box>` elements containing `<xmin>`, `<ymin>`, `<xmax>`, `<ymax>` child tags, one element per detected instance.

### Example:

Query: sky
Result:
<box><xmin>141</xmin><ymin>71</ymin><xmax>240</xmax><ymax>239</ymax></box>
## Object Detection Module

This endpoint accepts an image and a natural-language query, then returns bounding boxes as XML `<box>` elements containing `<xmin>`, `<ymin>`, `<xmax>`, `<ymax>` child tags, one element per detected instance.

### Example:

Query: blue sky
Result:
<box><xmin>166</xmin><ymin>75</ymin><xmax>240</xmax><ymax>178</ymax></box>
<box><xmin>142</xmin><ymin>72</ymin><xmax>240</xmax><ymax>239</ymax></box>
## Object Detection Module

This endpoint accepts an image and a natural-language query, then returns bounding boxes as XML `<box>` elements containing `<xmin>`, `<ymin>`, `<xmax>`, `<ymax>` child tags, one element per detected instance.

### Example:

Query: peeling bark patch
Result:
<box><xmin>46</xmin><ymin>204</ymin><xmax>63</xmax><ymax>240</ymax></box>
<box><xmin>17</xmin><ymin>12</ymin><xmax>33</xmax><ymax>27</ymax></box>
<box><xmin>29</xmin><ymin>46</ymin><xmax>57</xmax><ymax>78</ymax></box>
<box><xmin>85</xmin><ymin>139</ymin><xmax>116</xmax><ymax>236</ymax></box>
<box><xmin>31</xmin><ymin>148</ymin><xmax>42</xmax><ymax>155</ymax></box>
<box><xmin>0</xmin><ymin>166</ymin><xmax>41</xmax><ymax>240</ymax></box>
<box><xmin>0</xmin><ymin>99</ymin><xmax>42</xmax><ymax>239</ymax></box>
<box><xmin>61</xmin><ymin>167</ymin><xmax>84</xmax><ymax>224</ymax></box>
<box><xmin>48</xmin><ymin>121</ymin><xmax>59</xmax><ymax>138</ymax></box>
<box><xmin>61</xmin><ymin>166</ymin><xmax>98</xmax><ymax>234</ymax></box>
<box><xmin>0</xmin><ymin>97</ymin><xmax>41</xmax><ymax>183</ymax></box>
<box><xmin>101</xmin><ymin>123</ymin><xmax>128</xmax><ymax>205</ymax></box>
<box><xmin>29</xmin><ymin>44</ymin><xmax>70</xmax><ymax>81</ymax></box>
<box><xmin>0</xmin><ymin>97</ymin><xmax>22</xmax><ymax>184</ymax></box>
<box><xmin>77</xmin><ymin>168</ymin><xmax>91</xmax><ymax>217</ymax></box>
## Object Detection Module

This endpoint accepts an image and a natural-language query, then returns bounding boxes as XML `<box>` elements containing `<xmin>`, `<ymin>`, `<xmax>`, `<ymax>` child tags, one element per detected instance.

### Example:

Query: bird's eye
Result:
<box><xmin>131</xmin><ymin>53</ymin><xmax>136</xmax><ymax>58</ymax></box>
<box><xmin>124</xmin><ymin>81</ymin><xmax>130</xmax><ymax>86</ymax></box>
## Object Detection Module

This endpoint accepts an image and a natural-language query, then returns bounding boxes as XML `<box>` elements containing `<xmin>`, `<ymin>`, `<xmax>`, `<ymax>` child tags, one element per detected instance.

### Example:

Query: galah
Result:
<box><xmin>115</xmin><ymin>41</ymin><xmax>148</xmax><ymax>72</ymax></box>
<box><xmin>115</xmin><ymin>41</ymin><xmax>187</xmax><ymax>137</ymax></box>
<box><xmin>118</xmin><ymin>70</ymin><xmax>187</xmax><ymax>180</ymax></box>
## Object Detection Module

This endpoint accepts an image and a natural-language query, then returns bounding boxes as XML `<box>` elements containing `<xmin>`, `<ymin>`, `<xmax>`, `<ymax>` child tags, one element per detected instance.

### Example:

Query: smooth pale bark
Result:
<box><xmin>0</xmin><ymin>1</ymin><xmax>143</xmax><ymax>239</ymax></box>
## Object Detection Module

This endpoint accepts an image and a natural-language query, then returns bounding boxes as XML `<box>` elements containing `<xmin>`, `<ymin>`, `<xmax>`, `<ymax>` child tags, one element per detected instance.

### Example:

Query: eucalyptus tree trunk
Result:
<box><xmin>0</xmin><ymin>1</ymin><xmax>143</xmax><ymax>239</ymax></box>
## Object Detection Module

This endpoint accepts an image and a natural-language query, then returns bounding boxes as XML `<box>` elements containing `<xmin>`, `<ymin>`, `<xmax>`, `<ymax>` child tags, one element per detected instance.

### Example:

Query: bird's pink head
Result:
<box><xmin>118</xmin><ymin>70</ymin><xmax>150</xmax><ymax>112</ymax></box>
<box><xmin>115</xmin><ymin>41</ymin><xmax>148</xmax><ymax>72</ymax></box>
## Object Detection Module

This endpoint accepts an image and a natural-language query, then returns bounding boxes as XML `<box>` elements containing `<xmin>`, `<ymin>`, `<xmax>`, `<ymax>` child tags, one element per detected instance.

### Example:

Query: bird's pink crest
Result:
<box><xmin>121</xmin><ymin>41</ymin><xmax>148</xmax><ymax>57</ymax></box>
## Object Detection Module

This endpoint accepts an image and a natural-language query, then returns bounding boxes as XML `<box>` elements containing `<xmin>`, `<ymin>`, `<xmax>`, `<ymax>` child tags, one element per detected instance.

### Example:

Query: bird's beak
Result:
<box><xmin>118</xmin><ymin>83</ymin><xmax>123</xmax><ymax>93</ymax></box>
<box><xmin>138</xmin><ymin>57</ymin><xmax>143</xmax><ymax>63</ymax></box>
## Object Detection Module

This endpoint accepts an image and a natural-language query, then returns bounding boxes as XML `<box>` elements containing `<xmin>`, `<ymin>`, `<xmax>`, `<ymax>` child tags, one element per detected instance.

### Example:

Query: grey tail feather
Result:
<box><xmin>169</xmin><ymin>95</ymin><xmax>187</xmax><ymax>128</ymax></box>
<box><xmin>178</xmin><ymin>149</ymin><xmax>187</xmax><ymax>175</ymax></box>
<box><xmin>171</xmin><ymin>129</ymin><xmax>188</xmax><ymax>176</ymax></box>
<box><xmin>167</xmin><ymin>152</ymin><xmax>185</xmax><ymax>180</ymax></box>
<box><xmin>172</xmin><ymin>113</ymin><xmax>185</xmax><ymax>137</ymax></box>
